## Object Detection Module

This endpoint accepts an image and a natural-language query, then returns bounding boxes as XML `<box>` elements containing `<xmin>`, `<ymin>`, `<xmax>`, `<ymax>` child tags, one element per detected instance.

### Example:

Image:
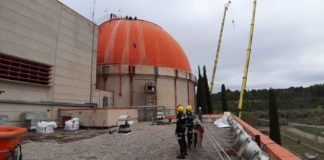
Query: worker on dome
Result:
<box><xmin>186</xmin><ymin>105</ymin><xmax>194</xmax><ymax>150</ymax></box>
<box><xmin>175</xmin><ymin>105</ymin><xmax>187</xmax><ymax>159</ymax></box>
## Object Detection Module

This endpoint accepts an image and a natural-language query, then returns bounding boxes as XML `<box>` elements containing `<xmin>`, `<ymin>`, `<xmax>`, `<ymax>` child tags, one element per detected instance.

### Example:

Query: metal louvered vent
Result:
<box><xmin>0</xmin><ymin>53</ymin><xmax>52</xmax><ymax>85</ymax></box>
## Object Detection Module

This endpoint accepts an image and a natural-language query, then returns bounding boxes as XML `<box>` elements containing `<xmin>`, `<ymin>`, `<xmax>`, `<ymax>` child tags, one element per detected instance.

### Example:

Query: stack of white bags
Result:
<box><xmin>36</xmin><ymin>121</ymin><xmax>57</xmax><ymax>133</ymax></box>
<box><xmin>64</xmin><ymin>118</ymin><xmax>80</xmax><ymax>131</ymax></box>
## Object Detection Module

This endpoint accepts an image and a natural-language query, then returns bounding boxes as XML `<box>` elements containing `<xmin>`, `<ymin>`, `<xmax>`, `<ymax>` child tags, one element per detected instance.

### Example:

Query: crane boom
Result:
<box><xmin>209</xmin><ymin>1</ymin><xmax>231</xmax><ymax>93</ymax></box>
<box><xmin>238</xmin><ymin>0</ymin><xmax>257</xmax><ymax>118</ymax></box>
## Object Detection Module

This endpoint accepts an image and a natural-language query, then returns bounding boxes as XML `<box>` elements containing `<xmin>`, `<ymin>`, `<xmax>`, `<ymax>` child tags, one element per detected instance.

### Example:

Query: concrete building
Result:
<box><xmin>0</xmin><ymin>0</ymin><xmax>196</xmax><ymax>126</ymax></box>
<box><xmin>0</xmin><ymin>2</ymin><xmax>302</xmax><ymax>160</ymax></box>
<box><xmin>0</xmin><ymin>0</ymin><xmax>98</xmax><ymax>126</ymax></box>
<box><xmin>96</xmin><ymin>18</ymin><xmax>196</xmax><ymax>114</ymax></box>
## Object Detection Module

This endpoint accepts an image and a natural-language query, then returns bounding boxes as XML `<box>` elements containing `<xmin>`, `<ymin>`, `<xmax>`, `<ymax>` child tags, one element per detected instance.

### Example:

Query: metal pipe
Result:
<box><xmin>119</xmin><ymin>64</ymin><xmax>122</xmax><ymax>96</ymax></box>
<box><xmin>174</xmin><ymin>77</ymin><xmax>177</xmax><ymax>109</ymax></box>
<box><xmin>187</xmin><ymin>80</ymin><xmax>190</xmax><ymax>104</ymax></box>
<box><xmin>154</xmin><ymin>75</ymin><xmax>158</xmax><ymax>106</ymax></box>
<box><xmin>209</xmin><ymin>1</ymin><xmax>231</xmax><ymax>93</ymax></box>
<box><xmin>238</xmin><ymin>0</ymin><xmax>257</xmax><ymax>118</ymax></box>
<box><xmin>129</xmin><ymin>66</ymin><xmax>134</xmax><ymax>106</ymax></box>
<box><xmin>89</xmin><ymin>0</ymin><xmax>96</xmax><ymax>103</ymax></box>
<box><xmin>0</xmin><ymin>99</ymin><xmax>96</xmax><ymax>107</ymax></box>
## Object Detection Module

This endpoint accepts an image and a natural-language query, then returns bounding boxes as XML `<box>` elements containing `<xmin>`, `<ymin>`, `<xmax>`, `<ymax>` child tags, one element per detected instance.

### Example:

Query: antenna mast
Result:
<box><xmin>209</xmin><ymin>0</ymin><xmax>231</xmax><ymax>93</ymax></box>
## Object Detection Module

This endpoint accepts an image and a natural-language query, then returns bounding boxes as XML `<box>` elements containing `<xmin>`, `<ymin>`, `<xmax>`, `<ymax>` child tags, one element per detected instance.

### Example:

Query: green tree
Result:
<box><xmin>269</xmin><ymin>89</ymin><xmax>281</xmax><ymax>145</ymax></box>
<box><xmin>196</xmin><ymin>66</ymin><xmax>213</xmax><ymax>114</ymax></box>
<box><xmin>221</xmin><ymin>84</ymin><xmax>228</xmax><ymax>112</ymax></box>
<box><xmin>196</xmin><ymin>66</ymin><xmax>207</xmax><ymax>113</ymax></box>
<box><xmin>203</xmin><ymin>66</ymin><xmax>212</xmax><ymax>113</ymax></box>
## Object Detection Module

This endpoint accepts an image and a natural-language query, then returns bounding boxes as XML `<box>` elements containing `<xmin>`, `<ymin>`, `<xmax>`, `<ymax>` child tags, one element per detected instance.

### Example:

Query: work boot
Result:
<box><xmin>177</xmin><ymin>155</ymin><xmax>185</xmax><ymax>159</ymax></box>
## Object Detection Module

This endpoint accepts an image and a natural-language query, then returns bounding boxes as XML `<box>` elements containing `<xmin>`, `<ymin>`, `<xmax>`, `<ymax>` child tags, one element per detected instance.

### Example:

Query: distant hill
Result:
<box><xmin>212</xmin><ymin>83</ymin><xmax>324</xmax><ymax>111</ymax></box>
<box><xmin>211</xmin><ymin>84</ymin><xmax>324</xmax><ymax>125</ymax></box>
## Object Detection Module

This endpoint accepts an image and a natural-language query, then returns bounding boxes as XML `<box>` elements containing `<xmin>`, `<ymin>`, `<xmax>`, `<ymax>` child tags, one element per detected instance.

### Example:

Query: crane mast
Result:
<box><xmin>209</xmin><ymin>1</ymin><xmax>231</xmax><ymax>93</ymax></box>
<box><xmin>238</xmin><ymin>0</ymin><xmax>257</xmax><ymax>118</ymax></box>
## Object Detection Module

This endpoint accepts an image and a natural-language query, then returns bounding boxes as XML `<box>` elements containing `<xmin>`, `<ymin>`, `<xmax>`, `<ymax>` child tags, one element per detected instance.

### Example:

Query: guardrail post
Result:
<box><xmin>255</xmin><ymin>135</ymin><xmax>261</xmax><ymax>147</ymax></box>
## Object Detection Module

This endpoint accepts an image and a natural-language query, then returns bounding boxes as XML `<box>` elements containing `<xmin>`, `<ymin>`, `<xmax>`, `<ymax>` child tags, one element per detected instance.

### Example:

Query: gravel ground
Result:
<box><xmin>21</xmin><ymin>122</ymin><xmax>234</xmax><ymax>160</ymax></box>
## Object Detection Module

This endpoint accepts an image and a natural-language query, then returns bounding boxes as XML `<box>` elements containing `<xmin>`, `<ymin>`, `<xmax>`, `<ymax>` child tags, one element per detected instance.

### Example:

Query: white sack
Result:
<box><xmin>64</xmin><ymin>118</ymin><xmax>80</xmax><ymax>131</ymax></box>
<box><xmin>36</xmin><ymin>121</ymin><xmax>57</xmax><ymax>133</ymax></box>
<box><xmin>214</xmin><ymin>116</ymin><xmax>230</xmax><ymax>128</ymax></box>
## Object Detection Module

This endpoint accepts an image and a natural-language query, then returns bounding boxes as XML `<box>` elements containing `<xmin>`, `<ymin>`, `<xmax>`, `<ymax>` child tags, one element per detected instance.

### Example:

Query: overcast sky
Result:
<box><xmin>60</xmin><ymin>0</ymin><xmax>324</xmax><ymax>92</ymax></box>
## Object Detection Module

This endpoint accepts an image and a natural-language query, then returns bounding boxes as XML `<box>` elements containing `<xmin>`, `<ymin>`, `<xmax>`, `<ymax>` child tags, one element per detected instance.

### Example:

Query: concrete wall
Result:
<box><xmin>0</xmin><ymin>103</ymin><xmax>88</xmax><ymax>126</ymax></box>
<box><xmin>92</xmin><ymin>90</ymin><xmax>114</xmax><ymax>108</ymax></box>
<box><xmin>0</xmin><ymin>0</ymin><xmax>98</xmax><ymax>104</ymax></box>
<box><xmin>101</xmin><ymin>75</ymin><xmax>131</xmax><ymax>107</ymax></box>
<box><xmin>176</xmin><ymin>78</ymin><xmax>189</xmax><ymax>106</ymax></box>
<box><xmin>0</xmin><ymin>0</ymin><xmax>98</xmax><ymax>125</ymax></box>
<box><xmin>133</xmin><ymin>76</ymin><xmax>155</xmax><ymax>106</ymax></box>
<box><xmin>0</xmin><ymin>81</ymin><xmax>50</xmax><ymax>101</ymax></box>
<box><xmin>59</xmin><ymin>108</ymin><xmax>138</xmax><ymax>127</ymax></box>
<box><xmin>189</xmin><ymin>81</ymin><xmax>196</xmax><ymax>108</ymax></box>
<box><xmin>157</xmin><ymin>76</ymin><xmax>176</xmax><ymax>110</ymax></box>
<box><xmin>97</xmin><ymin>65</ymin><xmax>197</xmax><ymax>113</ymax></box>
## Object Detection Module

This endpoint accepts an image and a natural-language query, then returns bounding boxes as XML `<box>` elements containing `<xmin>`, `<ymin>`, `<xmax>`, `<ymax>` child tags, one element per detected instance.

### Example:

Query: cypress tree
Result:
<box><xmin>269</xmin><ymin>89</ymin><xmax>281</xmax><ymax>145</ymax></box>
<box><xmin>203</xmin><ymin>66</ymin><xmax>212</xmax><ymax>113</ymax></box>
<box><xmin>196</xmin><ymin>66</ymin><xmax>202</xmax><ymax>112</ymax></box>
<box><xmin>197</xmin><ymin>66</ymin><xmax>206</xmax><ymax>113</ymax></box>
<box><xmin>221</xmin><ymin>84</ymin><xmax>228</xmax><ymax>112</ymax></box>
<box><xmin>196</xmin><ymin>66</ymin><xmax>209</xmax><ymax>114</ymax></box>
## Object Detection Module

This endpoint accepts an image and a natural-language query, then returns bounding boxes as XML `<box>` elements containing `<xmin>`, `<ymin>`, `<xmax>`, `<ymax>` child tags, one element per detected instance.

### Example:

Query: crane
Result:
<box><xmin>238</xmin><ymin>0</ymin><xmax>257</xmax><ymax>118</ymax></box>
<box><xmin>209</xmin><ymin>1</ymin><xmax>231</xmax><ymax>93</ymax></box>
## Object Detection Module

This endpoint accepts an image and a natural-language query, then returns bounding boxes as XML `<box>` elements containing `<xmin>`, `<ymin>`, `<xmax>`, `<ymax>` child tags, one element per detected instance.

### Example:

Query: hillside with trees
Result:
<box><xmin>211</xmin><ymin>84</ymin><xmax>324</xmax><ymax>125</ymax></box>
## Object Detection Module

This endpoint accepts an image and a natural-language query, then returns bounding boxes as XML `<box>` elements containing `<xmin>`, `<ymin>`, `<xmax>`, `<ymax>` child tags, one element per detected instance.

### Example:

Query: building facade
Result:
<box><xmin>0</xmin><ymin>0</ymin><xmax>196</xmax><ymax>126</ymax></box>
<box><xmin>0</xmin><ymin>0</ymin><xmax>98</xmax><ymax>125</ymax></box>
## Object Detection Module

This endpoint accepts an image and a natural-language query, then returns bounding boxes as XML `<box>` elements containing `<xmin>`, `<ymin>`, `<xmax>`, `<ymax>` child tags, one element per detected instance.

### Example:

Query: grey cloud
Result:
<box><xmin>60</xmin><ymin>0</ymin><xmax>324</xmax><ymax>92</ymax></box>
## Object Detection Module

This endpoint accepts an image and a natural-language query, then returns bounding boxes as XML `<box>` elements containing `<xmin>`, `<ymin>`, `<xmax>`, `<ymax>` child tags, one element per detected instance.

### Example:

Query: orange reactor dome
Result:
<box><xmin>97</xmin><ymin>18</ymin><xmax>191</xmax><ymax>72</ymax></box>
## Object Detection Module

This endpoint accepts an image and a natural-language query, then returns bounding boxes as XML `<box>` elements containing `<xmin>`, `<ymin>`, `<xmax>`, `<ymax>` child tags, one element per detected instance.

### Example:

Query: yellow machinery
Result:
<box><xmin>209</xmin><ymin>1</ymin><xmax>231</xmax><ymax>93</ymax></box>
<box><xmin>238</xmin><ymin>0</ymin><xmax>257</xmax><ymax>118</ymax></box>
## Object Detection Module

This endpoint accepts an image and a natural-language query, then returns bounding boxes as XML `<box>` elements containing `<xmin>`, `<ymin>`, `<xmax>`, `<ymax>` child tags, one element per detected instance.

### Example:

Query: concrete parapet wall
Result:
<box><xmin>159</xmin><ymin>67</ymin><xmax>176</xmax><ymax>77</ymax></box>
<box><xmin>134</xmin><ymin>65</ymin><xmax>155</xmax><ymax>75</ymax></box>
<box><xmin>233</xmin><ymin>115</ymin><xmax>301</xmax><ymax>160</ymax></box>
<box><xmin>97</xmin><ymin>64</ymin><xmax>196</xmax><ymax>81</ymax></box>
<box><xmin>177</xmin><ymin>70</ymin><xmax>187</xmax><ymax>79</ymax></box>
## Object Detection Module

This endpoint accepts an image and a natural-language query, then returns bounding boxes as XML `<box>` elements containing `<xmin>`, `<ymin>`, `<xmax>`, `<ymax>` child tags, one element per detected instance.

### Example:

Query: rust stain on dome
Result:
<box><xmin>97</xmin><ymin>19</ymin><xmax>191</xmax><ymax>72</ymax></box>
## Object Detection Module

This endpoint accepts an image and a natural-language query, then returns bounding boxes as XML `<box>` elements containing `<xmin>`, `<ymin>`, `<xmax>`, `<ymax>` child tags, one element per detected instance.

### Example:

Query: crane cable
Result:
<box><xmin>199</xmin><ymin>122</ymin><xmax>231</xmax><ymax>160</ymax></box>
<box><xmin>201</xmin><ymin>124</ymin><xmax>231</xmax><ymax>160</ymax></box>
<box><xmin>204</xmin><ymin>132</ymin><xmax>226</xmax><ymax>160</ymax></box>
<box><xmin>213</xmin><ymin>131</ymin><xmax>238</xmax><ymax>155</ymax></box>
